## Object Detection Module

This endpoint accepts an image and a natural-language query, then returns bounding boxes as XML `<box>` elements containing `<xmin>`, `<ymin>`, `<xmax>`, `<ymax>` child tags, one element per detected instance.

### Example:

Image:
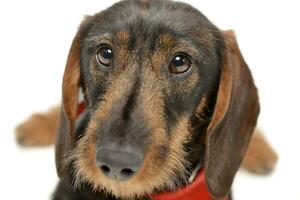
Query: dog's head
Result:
<box><xmin>55</xmin><ymin>0</ymin><xmax>259</xmax><ymax>199</ymax></box>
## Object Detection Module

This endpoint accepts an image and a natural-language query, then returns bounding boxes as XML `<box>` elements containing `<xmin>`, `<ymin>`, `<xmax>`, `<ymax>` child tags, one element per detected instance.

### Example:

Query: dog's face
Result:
<box><xmin>56</xmin><ymin>0</ymin><xmax>260</xmax><ymax>199</ymax></box>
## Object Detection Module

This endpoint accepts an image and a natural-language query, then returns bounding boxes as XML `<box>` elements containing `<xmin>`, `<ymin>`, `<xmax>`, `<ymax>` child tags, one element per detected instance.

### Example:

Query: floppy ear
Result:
<box><xmin>55</xmin><ymin>30</ymin><xmax>81</xmax><ymax>177</ymax></box>
<box><xmin>205</xmin><ymin>30</ymin><xmax>260</xmax><ymax>199</ymax></box>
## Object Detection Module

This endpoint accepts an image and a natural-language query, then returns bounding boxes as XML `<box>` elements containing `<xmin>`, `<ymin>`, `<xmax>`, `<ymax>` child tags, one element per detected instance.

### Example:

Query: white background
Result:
<box><xmin>0</xmin><ymin>0</ymin><xmax>300</xmax><ymax>199</ymax></box>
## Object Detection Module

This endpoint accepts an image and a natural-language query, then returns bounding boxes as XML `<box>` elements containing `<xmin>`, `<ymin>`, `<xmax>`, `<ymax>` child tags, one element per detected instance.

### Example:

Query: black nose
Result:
<box><xmin>96</xmin><ymin>148</ymin><xmax>143</xmax><ymax>181</ymax></box>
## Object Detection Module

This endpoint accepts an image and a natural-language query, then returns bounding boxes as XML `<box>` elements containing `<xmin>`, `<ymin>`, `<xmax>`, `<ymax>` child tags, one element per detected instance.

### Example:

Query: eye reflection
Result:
<box><xmin>169</xmin><ymin>55</ymin><xmax>192</xmax><ymax>74</ymax></box>
<box><xmin>96</xmin><ymin>45</ymin><xmax>114</xmax><ymax>67</ymax></box>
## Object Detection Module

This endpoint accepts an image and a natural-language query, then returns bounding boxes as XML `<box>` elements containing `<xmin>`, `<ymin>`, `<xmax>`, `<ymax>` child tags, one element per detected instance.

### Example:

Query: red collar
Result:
<box><xmin>150</xmin><ymin>169</ymin><xmax>229</xmax><ymax>200</ymax></box>
<box><xmin>76</xmin><ymin>102</ymin><xmax>228</xmax><ymax>200</ymax></box>
<box><xmin>77</xmin><ymin>101</ymin><xmax>86</xmax><ymax>117</ymax></box>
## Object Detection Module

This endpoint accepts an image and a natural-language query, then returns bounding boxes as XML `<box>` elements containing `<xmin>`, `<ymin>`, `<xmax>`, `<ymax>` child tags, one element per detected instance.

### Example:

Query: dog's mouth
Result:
<box><xmin>71</xmin><ymin>146</ymin><xmax>190</xmax><ymax>198</ymax></box>
<box><xmin>70</xmin><ymin>117</ymin><xmax>194</xmax><ymax>198</ymax></box>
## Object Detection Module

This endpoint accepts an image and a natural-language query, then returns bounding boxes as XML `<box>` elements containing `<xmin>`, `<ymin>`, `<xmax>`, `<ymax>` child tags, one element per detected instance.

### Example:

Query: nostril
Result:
<box><xmin>100</xmin><ymin>165</ymin><xmax>110</xmax><ymax>175</ymax></box>
<box><xmin>121</xmin><ymin>168</ymin><xmax>135</xmax><ymax>177</ymax></box>
<box><xmin>96</xmin><ymin>148</ymin><xmax>143</xmax><ymax>181</ymax></box>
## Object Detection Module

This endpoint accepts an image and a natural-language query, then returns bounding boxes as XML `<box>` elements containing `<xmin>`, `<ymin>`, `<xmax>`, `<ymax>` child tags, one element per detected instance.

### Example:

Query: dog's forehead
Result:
<box><xmin>83</xmin><ymin>0</ymin><xmax>219</xmax><ymax>51</ymax></box>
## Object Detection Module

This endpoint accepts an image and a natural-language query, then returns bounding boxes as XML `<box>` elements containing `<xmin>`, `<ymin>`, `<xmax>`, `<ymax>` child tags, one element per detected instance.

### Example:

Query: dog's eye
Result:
<box><xmin>169</xmin><ymin>55</ymin><xmax>192</xmax><ymax>74</ymax></box>
<box><xmin>96</xmin><ymin>45</ymin><xmax>114</xmax><ymax>67</ymax></box>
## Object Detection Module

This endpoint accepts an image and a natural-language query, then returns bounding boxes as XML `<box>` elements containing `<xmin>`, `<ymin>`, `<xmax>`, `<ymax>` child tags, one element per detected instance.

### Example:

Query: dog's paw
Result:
<box><xmin>15</xmin><ymin>107</ymin><xmax>59</xmax><ymax>147</ymax></box>
<box><xmin>242</xmin><ymin>131</ymin><xmax>278</xmax><ymax>175</ymax></box>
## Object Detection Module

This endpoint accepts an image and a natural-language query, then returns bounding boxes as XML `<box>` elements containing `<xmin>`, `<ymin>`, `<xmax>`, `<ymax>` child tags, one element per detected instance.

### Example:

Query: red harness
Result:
<box><xmin>76</xmin><ymin>102</ymin><xmax>229</xmax><ymax>200</ymax></box>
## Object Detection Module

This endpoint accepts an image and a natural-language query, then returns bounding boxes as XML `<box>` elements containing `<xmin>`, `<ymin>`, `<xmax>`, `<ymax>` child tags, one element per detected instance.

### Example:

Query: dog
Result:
<box><xmin>15</xmin><ymin>0</ymin><xmax>278</xmax><ymax>199</ymax></box>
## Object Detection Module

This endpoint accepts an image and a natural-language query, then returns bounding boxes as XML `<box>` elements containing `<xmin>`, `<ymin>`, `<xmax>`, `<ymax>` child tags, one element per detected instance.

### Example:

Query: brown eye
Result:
<box><xmin>96</xmin><ymin>45</ymin><xmax>114</xmax><ymax>67</ymax></box>
<box><xmin>169</xmin><ymin>55</ymin><xmax>192</xmax><ymax>74</ymax></box>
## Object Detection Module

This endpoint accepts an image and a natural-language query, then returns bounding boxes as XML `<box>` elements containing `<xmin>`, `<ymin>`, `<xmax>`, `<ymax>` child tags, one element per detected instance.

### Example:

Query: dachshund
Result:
<box><xmin>15</xmin><ymin>0</ymin><xmax>278</xmax><ymax>199</ymax></box>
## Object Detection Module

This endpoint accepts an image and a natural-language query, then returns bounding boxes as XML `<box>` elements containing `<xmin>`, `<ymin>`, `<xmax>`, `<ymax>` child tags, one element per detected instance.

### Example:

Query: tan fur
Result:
<box><xmin>15</xmin><ymin>106</ymin><xmax>60</xmax><ymax>147</ymax></box>
<box><xmin>242</xmin><ymin>129</ymin><xmax>278</xmax><ymax>174</ymax></box>
<box><xmin>195</xmin><ymin>96</ymin><xmax>207</xmax><ymax>120</ymax></box>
